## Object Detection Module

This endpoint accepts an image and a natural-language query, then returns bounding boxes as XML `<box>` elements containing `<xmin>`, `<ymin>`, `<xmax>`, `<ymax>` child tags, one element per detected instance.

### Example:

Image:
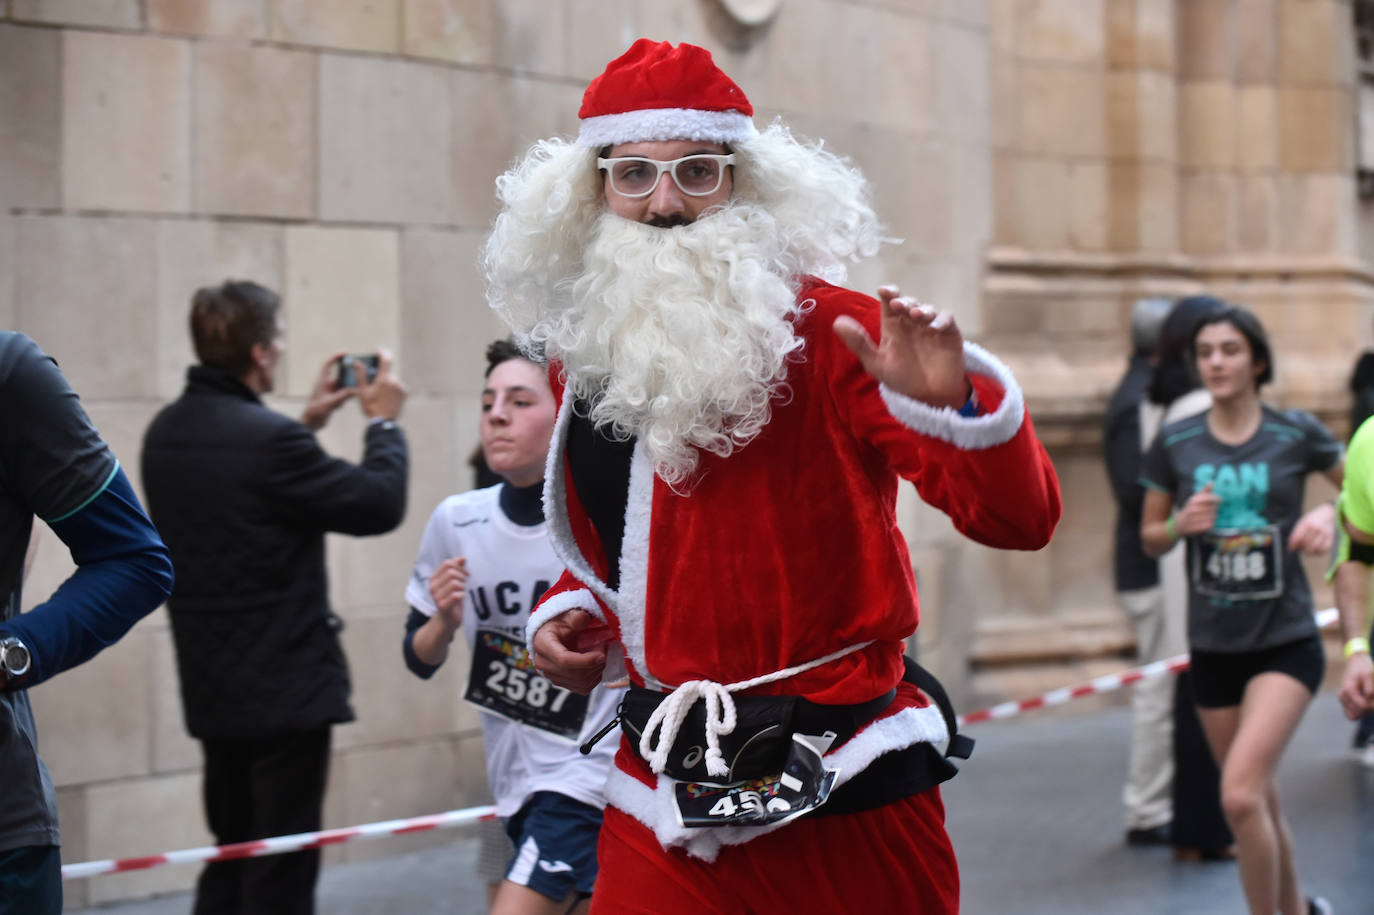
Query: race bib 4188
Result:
<box><xmin>1192</xmin><ymin>526</ymin><xmax>1283</xmax><ymax>601</ymax></box>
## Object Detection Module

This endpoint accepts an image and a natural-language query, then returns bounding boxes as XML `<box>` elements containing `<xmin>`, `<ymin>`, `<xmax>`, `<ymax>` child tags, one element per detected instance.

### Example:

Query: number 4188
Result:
<box><xmin>1206</xmin><ymin>550</ymin><xmax>1266</xmax><ymax>583</ymax></box>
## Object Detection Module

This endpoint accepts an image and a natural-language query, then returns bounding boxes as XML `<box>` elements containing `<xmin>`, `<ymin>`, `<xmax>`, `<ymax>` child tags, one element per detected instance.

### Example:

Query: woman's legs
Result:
<box><xmin>1197</xmin><ymin>672</ymin><xmax>1312</xmax><ymax>915</ymax></box>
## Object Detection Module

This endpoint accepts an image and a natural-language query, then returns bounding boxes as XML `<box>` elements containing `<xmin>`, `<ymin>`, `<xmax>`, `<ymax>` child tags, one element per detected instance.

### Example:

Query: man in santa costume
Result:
<box><xmin>483</xmin><ymin>38</ymin><xmax>1061</xmax><ymax>914</ymax></box>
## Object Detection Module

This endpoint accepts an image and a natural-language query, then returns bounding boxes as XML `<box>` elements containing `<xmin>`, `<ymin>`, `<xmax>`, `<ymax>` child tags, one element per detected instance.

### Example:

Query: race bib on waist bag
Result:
<box><xmin>671</xmin><ymin>733</ymin><xmax>839</xmax><ymax>828</ymax></box>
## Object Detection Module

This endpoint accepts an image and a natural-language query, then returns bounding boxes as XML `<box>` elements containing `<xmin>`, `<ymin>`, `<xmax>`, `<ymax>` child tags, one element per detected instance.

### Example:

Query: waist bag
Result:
<box><xmin>617</xmin><ymin>656</ymin><xmax>973</xmax><ymax>784</ymax></box>
<box><xmin>620</xmin><ymin>685</ymin><xmax>895</xmax><ymax>783</ymax></box>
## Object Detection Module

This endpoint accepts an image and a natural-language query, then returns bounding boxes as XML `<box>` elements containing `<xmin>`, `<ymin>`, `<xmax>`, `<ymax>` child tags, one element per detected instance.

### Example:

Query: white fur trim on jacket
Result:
<box><xmin>879</xmin><ymin>341</ymin><xmax>1025</xmax><ymax>450</ymax></box>
<box><xmin>614</xmin><ymin>444</ymin><xmax>663</xmax><ymax>689</ymax></box>
<box><xmin>577</xmin><ymin>108</ymin><xmax>757</xmax><ymax>148</ymax></box>
<box><xmin>604</xmin><ymin>702</ymin><xmax>949</xmax><ymax>861</ymax></box>
<box><xmin>541</xmin><ymin>393</ymin><xmax>666</xmax><ymax>690</ymax></box>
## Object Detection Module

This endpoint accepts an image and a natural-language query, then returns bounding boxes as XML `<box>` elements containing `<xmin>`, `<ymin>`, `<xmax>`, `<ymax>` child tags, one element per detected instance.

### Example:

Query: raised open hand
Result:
<box><xmin>833</xmin><ymin>285</ymin><xmax>969</xmax><ymax>408</ymax></box>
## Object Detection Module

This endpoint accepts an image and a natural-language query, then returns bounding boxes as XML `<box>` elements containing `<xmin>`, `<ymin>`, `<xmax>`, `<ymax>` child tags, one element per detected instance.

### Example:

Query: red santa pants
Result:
<box><xmin>589</xmin><ymin>786</ymin><xmax>958</xmax><ymax>914</ymax></box>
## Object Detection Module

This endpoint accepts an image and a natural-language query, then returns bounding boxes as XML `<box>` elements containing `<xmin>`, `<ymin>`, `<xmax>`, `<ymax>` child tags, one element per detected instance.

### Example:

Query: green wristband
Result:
<box><xmin>1345</xmin><ymin>637</ymin><xmax>1370</xmax><ymax>660</ymax></box>
<box><xmin>1165</xmin><ymin>516</ymin><xmax>1179</xmax><ymax>543</ymax></box>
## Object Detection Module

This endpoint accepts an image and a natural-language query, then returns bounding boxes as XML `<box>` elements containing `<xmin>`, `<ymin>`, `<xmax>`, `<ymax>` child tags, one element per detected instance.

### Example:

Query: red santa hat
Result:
<box><xmin>576</xmin><ymin>39</ymin><xmax>757</xmax><ymax>148</ymax></box>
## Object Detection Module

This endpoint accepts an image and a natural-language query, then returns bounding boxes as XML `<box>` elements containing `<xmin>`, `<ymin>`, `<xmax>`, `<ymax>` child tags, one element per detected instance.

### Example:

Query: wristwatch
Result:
<box><xmin>0</xmin><ymin>635</ymin><xmax>32</xmax><ymax>689</ymax></box>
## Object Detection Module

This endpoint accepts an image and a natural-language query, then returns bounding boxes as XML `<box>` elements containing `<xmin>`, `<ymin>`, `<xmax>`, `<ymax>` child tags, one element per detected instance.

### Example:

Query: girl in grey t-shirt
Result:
<box><xmin>1140</xmin><ymin>303</ymin><xmax>1342</xmax><ymax>915</ymax></box>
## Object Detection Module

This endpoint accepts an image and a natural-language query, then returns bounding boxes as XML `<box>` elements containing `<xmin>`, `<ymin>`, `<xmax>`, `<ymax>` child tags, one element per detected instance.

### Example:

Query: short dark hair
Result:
<box><xmin>190</xmin><ymin>281</ymin><xmax>280</xmax><ymax>376</ymax></box>
<box><xmin>1194</xmin><ymin>303</ymin><xmax>1274</xmax><ymax>389</ymax></box>
<box><xmin>484</xmin><ymin>337</ymin><xmax>541</xmax><ymax>377</ymax></box>
<box><xmin>1148</xmin><ymin>295</ymin><xmax>1227</xmax><ymax>406</ymax></box>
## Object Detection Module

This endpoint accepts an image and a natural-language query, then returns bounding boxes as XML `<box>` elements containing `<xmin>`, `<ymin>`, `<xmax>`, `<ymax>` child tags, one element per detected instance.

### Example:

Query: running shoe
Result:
<box><xmin>1308</xmin><ymin>895</ymin><xmax>1333</xmax><ymax>914</ymax></box>
<box><xmin>1359</xmin><ymin>743</ymin><xmax>1374</xmax><ymax>770</ymax></box>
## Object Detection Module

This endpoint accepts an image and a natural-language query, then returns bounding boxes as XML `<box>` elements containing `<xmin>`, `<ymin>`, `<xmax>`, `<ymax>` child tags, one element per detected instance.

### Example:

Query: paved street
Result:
<box><xmin>74</xmin><ymin>694</ymin><xmax>1374</xmax><ymax>914</ymax></box>
<box><xmin>948</xmin><ymin>699</ymin><xmax>1374</xmax><ymax>915</ymax></box>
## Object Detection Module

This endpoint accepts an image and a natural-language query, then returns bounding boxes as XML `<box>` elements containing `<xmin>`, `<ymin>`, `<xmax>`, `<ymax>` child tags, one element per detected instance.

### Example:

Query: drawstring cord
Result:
<box><xmin>637</xmin><ymin>640</ymin><xmax>874</xmax><ymax>780</ymax></box>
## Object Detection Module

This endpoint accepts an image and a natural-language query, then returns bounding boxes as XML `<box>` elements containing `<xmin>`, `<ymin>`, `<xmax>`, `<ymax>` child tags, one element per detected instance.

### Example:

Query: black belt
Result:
<box><xmin>812</xmin><ymin>740</ymin><xmax>957</xmax><ymax>818</ymax></box>
<box><xmin>811</xmin><ymin>657</ymin><xmax>975</xmax><ymax>817</ymax></box>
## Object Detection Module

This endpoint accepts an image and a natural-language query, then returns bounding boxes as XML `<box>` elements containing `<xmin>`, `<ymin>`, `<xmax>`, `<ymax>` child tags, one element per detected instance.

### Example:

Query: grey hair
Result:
<box><xmin>1130</xmin><ymin>297</ymin><xmax>1173</xmax><ymax>357</ymax></box>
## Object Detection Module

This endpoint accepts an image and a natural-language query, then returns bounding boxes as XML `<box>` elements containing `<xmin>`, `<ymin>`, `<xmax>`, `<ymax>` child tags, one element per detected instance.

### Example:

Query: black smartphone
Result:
<box><xmin>336</xmin><ymin>354</ymin><xmax>380</xmax><ymax>388</ymax></box>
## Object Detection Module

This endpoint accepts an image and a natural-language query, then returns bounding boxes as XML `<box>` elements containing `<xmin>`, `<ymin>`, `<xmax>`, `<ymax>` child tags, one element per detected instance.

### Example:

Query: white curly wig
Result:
<box><xmin>483</xmin><ymin>122</ymin><xmax>883</xmax><ymax>485</ymax></box>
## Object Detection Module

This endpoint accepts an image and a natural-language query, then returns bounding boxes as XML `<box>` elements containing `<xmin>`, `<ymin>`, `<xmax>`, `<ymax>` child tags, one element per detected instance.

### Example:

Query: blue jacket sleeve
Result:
<box><xmin>1</xmin><ymin>467</ymin><xmax>174</xmax><ymax>687</ymax></box>
<box><xmin>402</xmin><ymin>606</ymin><xmax>443</xmax><ymax>680</ymax></box>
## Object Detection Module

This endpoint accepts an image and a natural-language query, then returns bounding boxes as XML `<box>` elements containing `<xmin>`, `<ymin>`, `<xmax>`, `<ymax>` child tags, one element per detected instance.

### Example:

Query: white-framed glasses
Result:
<box><xmin>596</xmin><ymin>154</ymin><xmax>736</xmax><ymax>198</ymax></box>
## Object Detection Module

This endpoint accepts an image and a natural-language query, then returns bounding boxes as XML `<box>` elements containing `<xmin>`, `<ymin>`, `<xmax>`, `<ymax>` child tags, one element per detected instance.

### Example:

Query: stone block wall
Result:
<box><xmin>0</xmin><ymin>1</ymin><xmax>997</xmax><ymax>905</ymax></box>
<box><xmin>988</xmin><ymin>0</ymin><xmax>1367</xmax><ymax>379</ymax></box>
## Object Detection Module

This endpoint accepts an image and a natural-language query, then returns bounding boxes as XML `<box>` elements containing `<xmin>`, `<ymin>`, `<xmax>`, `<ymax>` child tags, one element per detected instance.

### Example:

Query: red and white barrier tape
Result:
<box><xmin>61</xmin><ymin>805</ymin><xmax>497</xmax><ymax>880</ymax></box>
<box><xmin>957</xmin><ymin>606</ymin><xmax>1339</xmax><ymax>727</ymax></box>
<box><xmin>62</xmin><ymin>607</ymin><xmax>1342</xmax><ymax>880</ymax></box>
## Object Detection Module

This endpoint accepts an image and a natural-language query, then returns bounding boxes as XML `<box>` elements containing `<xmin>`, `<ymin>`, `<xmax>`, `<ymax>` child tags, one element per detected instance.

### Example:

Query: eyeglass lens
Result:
<box><xmin>609</xmin><ymin>156</ymin><xmax>724</xmax><ymax>197</ymax></box>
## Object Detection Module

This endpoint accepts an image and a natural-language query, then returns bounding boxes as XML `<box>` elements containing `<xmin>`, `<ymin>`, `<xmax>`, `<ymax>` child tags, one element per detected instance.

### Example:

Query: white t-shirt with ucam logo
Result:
<box><xmin>406</xmin><ymin>484</ymin><xmax>621</xmax><ymax>817</ymax></box>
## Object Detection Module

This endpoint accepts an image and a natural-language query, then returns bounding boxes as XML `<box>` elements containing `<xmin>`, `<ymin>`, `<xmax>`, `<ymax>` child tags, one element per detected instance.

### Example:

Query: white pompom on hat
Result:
<box><xmin>576</xmin><ymin>39</ymin><xmax>757</xmax><ymax>148</ymax></box>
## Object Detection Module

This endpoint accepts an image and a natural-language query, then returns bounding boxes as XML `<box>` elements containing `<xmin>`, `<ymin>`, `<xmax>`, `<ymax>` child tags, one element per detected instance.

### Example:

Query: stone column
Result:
<box><xmin>975</xmin><ymin>0</ymin><xmax>1363</xmax><ymax>703</ymax></box>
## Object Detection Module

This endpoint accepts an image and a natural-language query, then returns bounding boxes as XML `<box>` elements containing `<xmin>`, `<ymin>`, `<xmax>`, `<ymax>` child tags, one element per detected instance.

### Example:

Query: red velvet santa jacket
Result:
<box><xmin>528</xmin><ymin>277</ymin><xmax>1061</xmax><ymax>858</ymax></box>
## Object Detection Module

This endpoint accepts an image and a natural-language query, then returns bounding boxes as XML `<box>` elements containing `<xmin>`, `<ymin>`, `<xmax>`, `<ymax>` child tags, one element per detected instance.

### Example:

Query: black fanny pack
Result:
<box><xmin>619</xmin><ymin>685</ymin><xmax>895</xmax><ymax>784</ymax></box>
<box><xmin>609</xmin><ymin>657</ymin><xmax>974</xmax><ymax>785</ymax></box>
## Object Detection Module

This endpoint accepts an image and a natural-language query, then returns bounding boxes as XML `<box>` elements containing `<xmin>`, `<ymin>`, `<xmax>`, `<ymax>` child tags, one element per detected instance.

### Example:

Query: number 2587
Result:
<box><xmin>485</xmin><ymin>661</ymin><xmax>571</xmax><ymax>712</ymax></box>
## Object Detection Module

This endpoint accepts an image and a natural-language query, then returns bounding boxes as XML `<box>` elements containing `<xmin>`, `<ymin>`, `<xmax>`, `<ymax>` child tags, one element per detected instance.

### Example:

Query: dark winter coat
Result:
<box><xmin>141</xmin><ymin>366</ymin><xmax>407</xmax><ymax>740</ymax></box>
<box><xmin>1103</xmin><ymin>355</ymin><xmax>1160</xmax><ymax>592</ymax></box>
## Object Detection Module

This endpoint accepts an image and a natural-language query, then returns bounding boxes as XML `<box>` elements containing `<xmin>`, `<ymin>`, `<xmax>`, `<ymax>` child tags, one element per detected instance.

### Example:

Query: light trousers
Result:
<box><xmin>1118</xmin><ymin>585</ymin><xmax>1181</xmax><ymax>830</ymax></box>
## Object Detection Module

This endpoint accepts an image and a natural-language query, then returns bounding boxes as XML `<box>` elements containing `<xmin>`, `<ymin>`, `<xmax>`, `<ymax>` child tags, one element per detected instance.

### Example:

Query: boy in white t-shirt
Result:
<box><xmin>403</xmin><ymin>340</ymin><xmax>619</xmax><ymax>915</ymax></box>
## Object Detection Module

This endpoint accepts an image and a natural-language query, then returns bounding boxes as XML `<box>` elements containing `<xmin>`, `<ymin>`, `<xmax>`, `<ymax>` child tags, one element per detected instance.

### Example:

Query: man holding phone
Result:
<box><xmin>141</xmin><ymin>280</ymin><xmax>409</xmax><ymax>915</ymax></box>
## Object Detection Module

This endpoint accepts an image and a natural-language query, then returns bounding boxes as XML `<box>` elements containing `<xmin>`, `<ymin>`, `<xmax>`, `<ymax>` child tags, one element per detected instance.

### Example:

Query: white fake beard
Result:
<box><xmin>531</xmin><ymin>205</ymin><xmax>806</xmax><ymax>486</ymax></box>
